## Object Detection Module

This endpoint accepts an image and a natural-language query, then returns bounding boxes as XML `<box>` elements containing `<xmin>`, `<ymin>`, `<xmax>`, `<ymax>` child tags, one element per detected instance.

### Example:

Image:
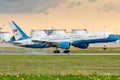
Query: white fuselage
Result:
<box><xmin>13</xmin><ymin>32</ymin><xmax>118</xmax><ymax>48</ymax></box>
<box><xmin>32</xmin><ymin>32</ymin><xmax>112</xmax><ymax>42</ymax></box>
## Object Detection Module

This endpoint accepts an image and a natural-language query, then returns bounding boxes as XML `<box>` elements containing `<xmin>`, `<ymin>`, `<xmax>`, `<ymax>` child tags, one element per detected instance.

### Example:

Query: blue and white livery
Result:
<box><xmin>10</xmin><ymin>21</ymin><xmax>119</xmax><ymax>53</ymax></box>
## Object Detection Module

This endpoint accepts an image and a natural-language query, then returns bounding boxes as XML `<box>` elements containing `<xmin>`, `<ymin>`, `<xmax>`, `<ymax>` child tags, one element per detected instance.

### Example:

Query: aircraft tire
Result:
<box><xmin>53</xmin><ymin>50</ymin><xmax>60</xmax><ymax>53</ymax></box>
<box><xmin>63</xmin><ymin>50</ymin><xmax>70</xmax><ymax>53</ymax></box>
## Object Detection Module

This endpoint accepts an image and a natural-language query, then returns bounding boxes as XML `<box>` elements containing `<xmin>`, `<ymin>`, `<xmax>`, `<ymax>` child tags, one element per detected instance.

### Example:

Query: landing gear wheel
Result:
<box><xmin>53</xmin><ymin>50</ymin><xmax>60</xmax><ymax>53</ymax></box>
<box><xmin>103</xmin><ymin>47</ymin><xmax>107</xmax><ymax>50</ymax></box>
<box><xmin>63</xmin><ymin>50</ymin><xmax>70</xmax><ymax>53</ymax></box>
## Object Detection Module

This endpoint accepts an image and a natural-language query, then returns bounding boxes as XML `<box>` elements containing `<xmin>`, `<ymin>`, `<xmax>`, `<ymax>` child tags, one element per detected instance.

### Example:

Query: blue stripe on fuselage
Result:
<box><xmin>72</xmin><ymin>35</ymin><xmax>119</xmax><ymax>45</ymax></box>
<box><xmin>12</xmin><ymin>21</ymin><xmax>29</xmax><ymax>39</ymax></box>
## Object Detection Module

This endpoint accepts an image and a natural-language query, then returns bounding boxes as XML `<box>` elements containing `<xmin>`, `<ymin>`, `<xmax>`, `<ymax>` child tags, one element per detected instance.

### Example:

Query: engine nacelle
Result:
<box><xmin>73</xmin><ymin>43</ymin><xmax>89</xmax><ymax>49</ymax></box>
<box><xmin>59</xmin><ymin>42</ymin><xmax>70</xmax><ymax>49</ymax></box>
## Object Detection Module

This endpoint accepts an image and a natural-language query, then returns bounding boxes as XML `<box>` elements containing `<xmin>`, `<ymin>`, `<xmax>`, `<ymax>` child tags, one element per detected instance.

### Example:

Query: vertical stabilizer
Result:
<box><xmin>10</xmin><ymin>21</ymin><xmax>29</xmax><ymax>41</ymax></box>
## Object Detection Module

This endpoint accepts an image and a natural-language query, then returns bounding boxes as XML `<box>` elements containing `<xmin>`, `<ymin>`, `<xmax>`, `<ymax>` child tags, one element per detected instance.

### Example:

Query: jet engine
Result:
<box><xmin>59</xmin><ymin>42</ymin><xmax>70</xmax><ymax>49</ymax></box>
<box><xmin>73</xmin><ymin>43</ymin><xmax>89</xmax><ymax>49</ymax></box>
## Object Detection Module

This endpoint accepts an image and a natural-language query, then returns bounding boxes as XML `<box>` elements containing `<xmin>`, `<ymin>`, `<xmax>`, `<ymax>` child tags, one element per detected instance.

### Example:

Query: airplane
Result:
<box><xmin>10</xmin><ymin>21</ymin><xmax>119</xmax><ymax>53</ymax></box>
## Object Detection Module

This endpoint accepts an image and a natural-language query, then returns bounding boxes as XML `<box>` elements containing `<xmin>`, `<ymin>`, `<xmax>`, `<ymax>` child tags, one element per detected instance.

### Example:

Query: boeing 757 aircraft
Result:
<box><xmin>10</xmin><ymin>21</ymin><xmax>119</xmax><ymax>53</ymax></box>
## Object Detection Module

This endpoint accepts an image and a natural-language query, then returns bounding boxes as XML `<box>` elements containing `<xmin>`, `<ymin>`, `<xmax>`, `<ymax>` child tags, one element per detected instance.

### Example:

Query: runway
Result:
<box><xmin>69</xmin><ymin>53</ymin><xmax>120</xmax><ymax>55</ymax></box>
<box><xmin>0</xmin><ymin>50</ymin><xmax>120</xmax><ymax>55</ymax></box>
<box><xmin>0</xmin><ymin>43</ymin><xmax>120</xmax><ymax>55</ymax></box>
<box><xmin>23</xmin><ymin>52</ymin><xmax>120</xmax><ymax>55</ymax></box>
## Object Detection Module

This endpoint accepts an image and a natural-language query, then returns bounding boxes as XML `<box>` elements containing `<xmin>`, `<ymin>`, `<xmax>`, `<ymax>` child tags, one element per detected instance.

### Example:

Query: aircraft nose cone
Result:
<box><xmin>108</xmin><ymin>35</ymin><xmax>119</xmax><ymax>41</ymax></box>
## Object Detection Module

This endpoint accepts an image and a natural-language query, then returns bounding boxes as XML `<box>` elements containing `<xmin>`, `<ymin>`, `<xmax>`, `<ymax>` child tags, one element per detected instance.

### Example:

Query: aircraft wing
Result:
<box><xmin>31</xmin><ymin>38</ymin><xmax>72</xmax><ymax>47</ymax></box>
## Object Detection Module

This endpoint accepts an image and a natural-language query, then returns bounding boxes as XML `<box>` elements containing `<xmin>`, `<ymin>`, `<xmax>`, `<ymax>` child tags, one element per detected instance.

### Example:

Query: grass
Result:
<box><xmin>0</xmin><ymin>47</ymin><xmax>120</xmax><ymax>79</ymax></box>
<box><xmin>0</xmin><ymin>74</ymin><xmax>120</xmax><ymax>80</ymax></box>
<box><xmin>0</xmin><ymin>55</ymin><xmax>119</xmax><ymax>75</ymax></box>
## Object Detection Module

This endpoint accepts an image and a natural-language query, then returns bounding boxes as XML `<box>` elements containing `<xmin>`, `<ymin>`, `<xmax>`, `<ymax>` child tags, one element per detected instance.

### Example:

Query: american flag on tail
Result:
<box><xmin>13</xmin><ymin>29</ymin><xmax>17</xmax><ymax>32</ymax></box>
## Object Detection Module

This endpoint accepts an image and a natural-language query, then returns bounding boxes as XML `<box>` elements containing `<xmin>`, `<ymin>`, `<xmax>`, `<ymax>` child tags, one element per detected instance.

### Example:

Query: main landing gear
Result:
<box><xmin>53</xmin><ymin>47</ymin><xmax>60</xmax><ymax>53</ymax></box>
<box><xmin>63</xmin><ymin>49</ymin><xmax>70</xmax><ymax>53</ymax></box>
<box><xmin>53</xmin><ymin>48</ymin><xmax>70</xmax><ymax>53</ymax></box>
<box><xmin>53</xmin><ymin>50</ymin><xmax>60</xmax><ymax>53</ymax></box>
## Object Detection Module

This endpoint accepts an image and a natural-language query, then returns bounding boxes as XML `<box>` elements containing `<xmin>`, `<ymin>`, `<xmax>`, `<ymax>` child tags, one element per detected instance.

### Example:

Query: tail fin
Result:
<box><xmin>10</xmin><ymin>21</ymin><xmax>29</xmax><ymax>41</ymax></box>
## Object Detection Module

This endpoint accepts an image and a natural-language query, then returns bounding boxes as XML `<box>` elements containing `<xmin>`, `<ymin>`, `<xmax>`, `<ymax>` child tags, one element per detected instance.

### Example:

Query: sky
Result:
<box><xmin>0</xmin><ymin>0</ymin><xmax>120</xmax><ymax>35</ymax></box>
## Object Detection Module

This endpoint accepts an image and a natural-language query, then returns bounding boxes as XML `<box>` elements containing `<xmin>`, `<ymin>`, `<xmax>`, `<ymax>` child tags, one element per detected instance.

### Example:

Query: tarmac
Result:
<box><xmin>0</xmin><ymin>42</ymin><xmax>120</xmax><ymax>55</ymax></box>
<box><xmin>69</xmin><ymin>53</ymin><xmax>120</xmax><ymax>55</ymax></box>
<box><xmin>0</xmin><ymin>51</ymin><xmax>120</xmax><ymax>55</ymax></box>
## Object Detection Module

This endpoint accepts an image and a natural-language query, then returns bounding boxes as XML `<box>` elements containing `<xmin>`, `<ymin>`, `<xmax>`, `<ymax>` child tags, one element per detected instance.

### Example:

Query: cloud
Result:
<box><xmin>68</xmin><ymin>1</ymin><xmax>83</xmax><ymax>8</ymax></box>
<box><xmin>0</xmin><ymin>0</ymin><xmax>18</xmax><ymax>2</ymax></box>
<box><xmin>66</xmin><ymin>0</ymin><xmax>97</xmax><ymax>8</ymax></box>
<box><xmin>100</xmin><ymin>2</ymin><xmax>117</xmax><ymax>12</ymax></box>
<box><xmin>88</xmin><ymin>0</ymin><xmax>97</xmax><ymax>3</ymax></box>
<box><xmin>102</xmin><ymin>2</ymin><xmax>116</xmax><ymax>11</ymax></box>
<box><xmin>0</xmin><ymin>0</ymin><xmax>61</xmax><ymax>14</ymax></box>
<box><xmin>63</xmin><ymin>0</ymin><xmax>84</xmax><ymax>8</ymax></box>
<box><xmin>35</xmin><ymin>0</ymin><xmax>60</xmax><ymax>13</ymax></box>
<box><xmin>0</xmin><ymin>0</ymin><xmax>119</xmax><ymax>14</ymax></box>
